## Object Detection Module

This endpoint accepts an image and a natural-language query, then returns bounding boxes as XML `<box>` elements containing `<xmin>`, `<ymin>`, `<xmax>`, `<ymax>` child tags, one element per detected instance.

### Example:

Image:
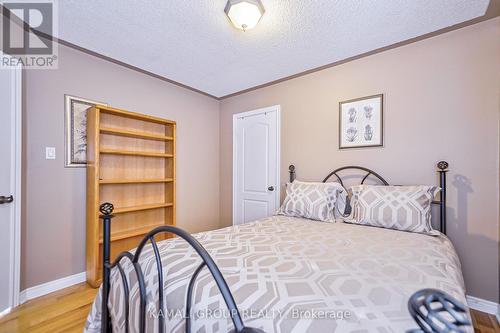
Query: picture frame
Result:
<box><xmin>339</xmin><ymin>94</ymin><xmax>383</xmax><ymax>149</ymax></box>
<box><xmin>64</xmin><ymin>95</ymin><xmax>108</xmax><ymax>167</ymax></box>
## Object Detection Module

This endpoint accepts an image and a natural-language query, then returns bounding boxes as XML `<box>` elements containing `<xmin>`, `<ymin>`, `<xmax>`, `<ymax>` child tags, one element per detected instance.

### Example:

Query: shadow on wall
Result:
<box><xmin>449</xmin><ymin>174</ymin><xmax>473</xmax><ymax>235</ymax></box>
<box><xmin>448</xmin><ymin>174</ymin><xmax>498</xmax><ymax>301</ymax></box>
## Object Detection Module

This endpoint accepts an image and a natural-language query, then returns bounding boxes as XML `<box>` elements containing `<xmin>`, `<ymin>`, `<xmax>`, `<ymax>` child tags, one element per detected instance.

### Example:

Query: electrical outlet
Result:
<box><xmin>45</xmin><ymin>147</ymin><xmax>56</xmax><ymax>160</ymax></box>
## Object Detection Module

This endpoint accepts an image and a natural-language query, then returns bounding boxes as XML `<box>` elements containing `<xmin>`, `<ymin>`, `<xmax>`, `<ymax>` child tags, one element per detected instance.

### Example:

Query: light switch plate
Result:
<box><xmin>45</xmin><ymin>147</ymin><xmax>56</xmax><ymax>160</ymax></box>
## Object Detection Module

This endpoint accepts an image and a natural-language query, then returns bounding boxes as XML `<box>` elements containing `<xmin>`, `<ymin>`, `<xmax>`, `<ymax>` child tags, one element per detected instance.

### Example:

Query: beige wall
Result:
<box><xmin>219</xmin><ymin>18</ymin><xmax>500</xmax><ymax>302</ymax></box>
<box><xmin>22</xmin><ymin>44</ymin><xmax>220</xmax><ymax>289</ymax></box>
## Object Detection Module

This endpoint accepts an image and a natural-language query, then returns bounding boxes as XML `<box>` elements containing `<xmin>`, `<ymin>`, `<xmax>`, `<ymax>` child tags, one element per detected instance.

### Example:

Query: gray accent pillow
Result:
<box><xmin>346</xmin><ymin>185</ymin><xmax>440</xmax><ymax>234</ymax></box>
<box><xmin>278</xmin><ymin>180</ymin><xmax>344</xmax><ymax>222</ymax></box>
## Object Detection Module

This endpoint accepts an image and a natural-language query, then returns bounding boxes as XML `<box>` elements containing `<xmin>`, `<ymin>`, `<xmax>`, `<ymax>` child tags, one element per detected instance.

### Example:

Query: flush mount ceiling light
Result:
<box><xmin>224</xmin><ymin>0</ymin><xmax>265</xmax><ymax>31</ymax></box>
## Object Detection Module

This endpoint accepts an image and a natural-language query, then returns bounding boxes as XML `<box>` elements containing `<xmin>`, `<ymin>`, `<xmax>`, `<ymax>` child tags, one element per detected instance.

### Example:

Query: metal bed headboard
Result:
<box><xmin>288</xmin><ymin>161</ymin><xmax>449</xmax><ymax>234</ymax></box>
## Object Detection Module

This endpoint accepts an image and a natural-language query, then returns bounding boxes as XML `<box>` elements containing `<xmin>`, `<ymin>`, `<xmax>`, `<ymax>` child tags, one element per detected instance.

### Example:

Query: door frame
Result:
<box><xmin>232</xmin><ymin>105</ymin><xmax>281</xmax><ymax>225</ymax></box>
<box><xmin>1</xmin><ymin>52</ymin><xmax>22</xmax><ymax>314</ymax></box>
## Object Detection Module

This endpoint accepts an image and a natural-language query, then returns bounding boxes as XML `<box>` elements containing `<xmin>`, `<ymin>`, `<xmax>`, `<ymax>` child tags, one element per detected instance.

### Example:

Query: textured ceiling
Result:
<box><xmin>56</xmin><ymin>0</ymin><xmax>489</xmax><ymax>98</ymax></box>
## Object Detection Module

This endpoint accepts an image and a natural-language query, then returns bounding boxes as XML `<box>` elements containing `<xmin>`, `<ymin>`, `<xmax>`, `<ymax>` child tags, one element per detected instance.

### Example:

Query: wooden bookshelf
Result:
<box><xmin>100</xmin><ymin>127</ymin><xmax>174</xmax><ymax>141</ymax></box>
<box><xmin>99</xmin><ymin>178</ymin><xmax>174</xmax><ymax>184</ymax></box>
<box><xmin>112</xmin><ymin>202</ymin><xmax>174</xmax><ymax>214</ymax></box>
<box><xmin>86</xmin><ymin>105</ymin><xmax>176</xmax><ymax>287</ymax></box>
<box><xmin>98</xmin><ymin>223</ymin><xmax>166</xmax><ymax>243</ymax></box>
<box><xmin>99</xmin><ymin>148</ymin><xmax>174</xmax><ymax>158</ymax></box>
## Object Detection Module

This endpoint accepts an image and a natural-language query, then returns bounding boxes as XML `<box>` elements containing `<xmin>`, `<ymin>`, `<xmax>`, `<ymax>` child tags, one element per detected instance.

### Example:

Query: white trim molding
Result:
<box><xmin>0</xmin><ymin>51</ymin><xmax>23</xmax><ymax>312</ymax></box>
<box><xmin>0</xmin><ymin>307</ymin><xmax>13</xmax><ymax>319</ymax></box>
<box><xmin>19</xmin><ymin>272</ymin><xmax>86</xmax><ymax>304</ymax></box>
<box><xmin>466</xmin><ymin>295</ymin><xmax>500</xmax><ymax>322</ymax></box>
<box><xmin>11</xmin><ymin>54</ymin><xmax>22</xmax><ymax>309</ymax></box>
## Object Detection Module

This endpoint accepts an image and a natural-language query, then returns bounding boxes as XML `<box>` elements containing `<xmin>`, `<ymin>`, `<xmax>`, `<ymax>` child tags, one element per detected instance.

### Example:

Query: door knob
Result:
<box><xmin>267</xmin><ymin>186</ymin><xmax>274</xmax><ymax>192</ymax></box>
<box><xmin>0</xmin><ymin>195</ymin><xmax>13</xmax><ymax>204</ymax></box>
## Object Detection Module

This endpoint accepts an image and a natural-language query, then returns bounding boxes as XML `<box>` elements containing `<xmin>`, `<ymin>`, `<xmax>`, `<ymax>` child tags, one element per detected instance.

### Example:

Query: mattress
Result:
<box><xmin>85</xmin><ymin>215</ymin><xmax>469</xmax><ymax>332</ymax></box>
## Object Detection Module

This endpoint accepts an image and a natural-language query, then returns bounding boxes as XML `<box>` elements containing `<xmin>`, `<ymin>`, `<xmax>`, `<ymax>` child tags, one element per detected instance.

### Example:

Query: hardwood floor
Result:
<box><xmin>471</xmin><ymin>309</ymin><xmax>500</xmax><ymax>333</ymax></box>
<box><xmin>0</xmin><ymin>283</ymin><xmax>498</xmax><ymax>332</ymax></box>
<box><xmin>0</xmin><ymin>283</ymin><xmax>97</xmax><ymax>333</ymax></box>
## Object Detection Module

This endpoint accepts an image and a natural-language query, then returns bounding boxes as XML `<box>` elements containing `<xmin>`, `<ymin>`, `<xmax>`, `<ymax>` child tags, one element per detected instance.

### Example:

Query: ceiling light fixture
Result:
<box><xmin>224</xmin><ymin>0</ymin><xmax>265</xmax><ymax>31</ymax></box>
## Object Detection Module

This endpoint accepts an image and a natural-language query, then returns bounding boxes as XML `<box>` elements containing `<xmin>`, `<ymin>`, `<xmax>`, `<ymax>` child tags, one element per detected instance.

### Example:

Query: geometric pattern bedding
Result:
<box><xmin>348</xmin><ymin>185</ymin><xmax>440</xmax><ymax>234</ymax></box>
<box><xmin>278</xmin><ymin>181</ymin><xmax>344</xmax><ymax>222</ymax></box>
<box><xmin>85</xmin><ymin>215</ymin><xmax>470</xmax><ymax>333</ymax></box>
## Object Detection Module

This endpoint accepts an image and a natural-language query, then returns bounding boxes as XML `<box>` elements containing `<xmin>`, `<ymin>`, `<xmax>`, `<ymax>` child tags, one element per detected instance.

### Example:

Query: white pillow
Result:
<box><xmin>278</xmin><ymin>180</ymin><xmax>345</xmax><ymax>222</ymax></box>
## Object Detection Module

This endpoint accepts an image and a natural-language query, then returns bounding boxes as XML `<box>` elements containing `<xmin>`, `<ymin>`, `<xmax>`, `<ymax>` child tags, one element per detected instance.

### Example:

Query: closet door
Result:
<box><xmin>233</xmin><ymin>106</ymin><xmax>280</xmax><ymax>225</ymax></box>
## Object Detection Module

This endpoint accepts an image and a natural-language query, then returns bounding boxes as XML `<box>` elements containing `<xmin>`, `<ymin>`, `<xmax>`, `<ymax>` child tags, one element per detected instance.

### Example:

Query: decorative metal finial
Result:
<box><xmin>408</xmin><ymin>288</ymin><xmax>470</xmax><ymax>332</ymax></box>
<box><xmin>289</xmin><ymin>165</ymin><xmax>295</xmax><ymax>172</ymax></box>
<box><xmin>437</xmin><ymin>161</ymin><xmax>449</xmax><ymax>171</ymax></box>
<box><xmin>100</xmin><ymin>202</ymin><xmax>114</xmax><ymax>215</ymax></box>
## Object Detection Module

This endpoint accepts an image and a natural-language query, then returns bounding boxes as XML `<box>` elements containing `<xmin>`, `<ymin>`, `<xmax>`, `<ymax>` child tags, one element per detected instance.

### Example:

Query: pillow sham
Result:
<box><xmin>278</xmin><ymin>180</ymin><xmax>344</xmax><ymax>222</ymax></box>
<box><xmin>346</xmin><ymin>185</ymin><xmax>439</xmax><ymax>234</ymax></box>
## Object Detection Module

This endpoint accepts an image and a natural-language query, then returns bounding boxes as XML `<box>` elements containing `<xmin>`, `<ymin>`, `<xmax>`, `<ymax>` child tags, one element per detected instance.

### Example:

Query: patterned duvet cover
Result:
<box><xmin>85</xmin><ymin>215</ymin><xmax>469</xmax><ymax>333</ymax></box>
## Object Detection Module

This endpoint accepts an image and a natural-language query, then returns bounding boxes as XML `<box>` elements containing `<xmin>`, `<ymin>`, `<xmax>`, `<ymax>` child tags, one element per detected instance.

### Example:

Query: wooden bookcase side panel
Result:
<box><xmin>171</xmin><ymin>123</ymin><xmax>177</xmax><ymax>228</ymax></box>
<box><xmin>86</xmin><ymin>107</ymin><xmax>100</xmax><ymax>286</ymax></box>
<box><xmin>163</xmin><ymin>182</ymin><xmax>175</xmax><ymax>203</ymax></box>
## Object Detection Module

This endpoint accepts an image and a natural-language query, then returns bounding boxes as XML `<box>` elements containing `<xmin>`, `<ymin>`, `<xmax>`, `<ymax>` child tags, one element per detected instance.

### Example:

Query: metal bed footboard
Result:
<box><xmin>98</xmin><ymin>203</ymin><xmax>264</xmax><ymax>333</ymax></box>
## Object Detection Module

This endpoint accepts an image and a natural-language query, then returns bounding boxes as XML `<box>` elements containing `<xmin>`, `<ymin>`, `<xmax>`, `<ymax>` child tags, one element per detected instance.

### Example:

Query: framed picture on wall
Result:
<box><xmin>339</xmin><ymin>94</ymin><xmax>383</xmax><ymax>149</ymax></box>
<box><xmin>64</xmin><ymin>95</ymin><xmax>108</xmax><ymax>167</ymax></box>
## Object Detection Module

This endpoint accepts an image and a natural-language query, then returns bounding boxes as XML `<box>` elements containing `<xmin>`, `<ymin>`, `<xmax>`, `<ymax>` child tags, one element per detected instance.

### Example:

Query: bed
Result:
<box><xmin>85</xmin><ymin>162</ymin><xmax>471</xmax><ymax>333</ymax></box>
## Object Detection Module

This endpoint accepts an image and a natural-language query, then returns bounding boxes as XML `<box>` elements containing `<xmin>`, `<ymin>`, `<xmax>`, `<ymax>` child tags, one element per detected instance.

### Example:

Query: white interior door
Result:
<box><xmin>233</xmin><ymin>105</ymin><xmax>280</xmax><ymax>225</ymax></box>
<box><xmin>0</xmin><ymin>54</ymin><xmax>22</xmax><ymax>314</ymax></box>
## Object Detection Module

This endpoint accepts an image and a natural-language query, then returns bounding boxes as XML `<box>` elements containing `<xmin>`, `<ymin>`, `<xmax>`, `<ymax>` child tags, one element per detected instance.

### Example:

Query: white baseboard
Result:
<box><xmin>466</xmin><ymin>295</ymin><xmax>500</xmax><ymax>323</ymax></box>
<box><xmin>19</xmin><ymin>272</ymin><xmax>86</xmax><ymax>304</ymax></box>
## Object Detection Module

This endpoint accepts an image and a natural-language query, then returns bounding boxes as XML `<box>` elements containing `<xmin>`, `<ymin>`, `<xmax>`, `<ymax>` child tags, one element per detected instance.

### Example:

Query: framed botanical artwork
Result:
<box><xmin>64</xmin><ymin>95</ymin><xmax>107</xmax><ymax>167</ymax></box>
<box><xmin>339</xmin><ymin>94</ymin><xmax>383</xmax><ymax>149</ymax></box>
